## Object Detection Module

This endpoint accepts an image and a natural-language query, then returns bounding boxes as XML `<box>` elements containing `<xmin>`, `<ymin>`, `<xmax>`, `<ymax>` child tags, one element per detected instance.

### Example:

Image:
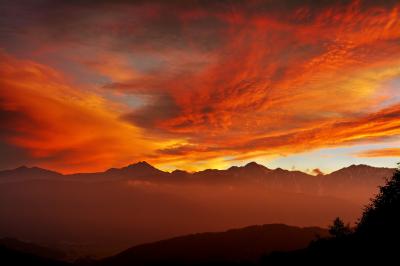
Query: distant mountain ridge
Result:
<box><xmin>0</xmin><ymin>161</ymin><xmax>394</xmax><ymax>180</ymax></box>
<box><xmin>0</xmin><ymin>162</ymin><xmax>395</xmax><ymax>202</ymax></box>
<box><xmin>0</xmin><ymin>166</ymin><xmax>62</xmax><ymax>181</ymax></box>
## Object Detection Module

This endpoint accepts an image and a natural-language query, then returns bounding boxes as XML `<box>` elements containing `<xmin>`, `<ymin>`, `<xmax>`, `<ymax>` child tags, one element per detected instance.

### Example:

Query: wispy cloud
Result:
<box><xmin>356</xmin><ymin>148</ymin><xmax>400</xmax><ymax>158</ymax></box>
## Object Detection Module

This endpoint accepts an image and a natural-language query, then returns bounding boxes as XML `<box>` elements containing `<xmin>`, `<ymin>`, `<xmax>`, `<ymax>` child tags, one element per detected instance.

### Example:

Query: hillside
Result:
<box><xmin>0</xmin><ymin>245</ymin><xmax>69</xmax><ymax>266</ymax></box>
<box><xmin>98</xmin><ymin>224</ymin><xmax>328</xmax><ymax>266</ymax></box>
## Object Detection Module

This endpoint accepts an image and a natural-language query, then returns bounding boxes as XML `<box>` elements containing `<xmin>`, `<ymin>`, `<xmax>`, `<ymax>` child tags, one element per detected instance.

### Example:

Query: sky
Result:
<box><xmin>0</xmin><ymin>0</ymin><xmax>399</xmax><ymax>174</ymax></box>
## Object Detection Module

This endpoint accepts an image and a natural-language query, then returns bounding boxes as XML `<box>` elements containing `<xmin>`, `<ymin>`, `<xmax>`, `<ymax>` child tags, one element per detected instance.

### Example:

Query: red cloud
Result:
<box><xmin>0</xmin><ymin>52</ymin><xmax>159</xmax><ymax>173</ymax></box>
<box><xmin>0</xmin><ymin>1</ymin><xmax>399</xmax><ymax>171</ymax></box>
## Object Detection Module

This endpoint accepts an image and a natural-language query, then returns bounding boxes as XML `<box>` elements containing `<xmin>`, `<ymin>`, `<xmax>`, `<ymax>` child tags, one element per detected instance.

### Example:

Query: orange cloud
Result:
<box><xmin>0</xmin><ymin>52</ymin><xmax>169</xmax><ymax>173</ymax></box>
<box><xmin>104</xmin><ymin>1</ymin><xmax>399</xmax><ymax>133</ymax></box>
<box><xmin>0</xmin><ymin>1</ymin><xmax>399</xmax><ymax>172</ymax></box>
<box><xmin>154</xmin><ymin>104</ymin><xmax>400</xmax><ymax>164</ymax></box>
<box><xmin>356</xmin><ymin>148</ymin><xmax>400</xmax><ymax>158</ymax></box>
<box><xmin>115</xmin><ymin>1</ymin><xmax>400</xmax><ymax>168</ymax></box>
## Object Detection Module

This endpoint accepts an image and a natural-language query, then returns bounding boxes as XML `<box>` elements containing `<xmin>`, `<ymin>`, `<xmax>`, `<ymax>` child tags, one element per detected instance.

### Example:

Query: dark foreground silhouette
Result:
<box><xmin>0</xmin><ymin>238</ymin><xmax>66</xmax><ymax>261</ymax></box>
<box><xmin>97</xmin><ymin>224</ymin><xmax>327</xmax><ymax>266</ymax></box>
<box><xmin>0</xmin><ymin>225</ymin><xmax>327</xmax><ymax>266</ymax></box>
<box><xmin>0</xmin><ymin>245</ymin><xmax>69</xmax><ymax>266</ymax></box>
<box><xmin>1</xmin><ymin>165</ymin><xmax>399</xmax><ymax>265</ymax></box>
<box><xmin>262</xmin><ymin>165</ymin><xmax>400</xmax><ymax>265</ymax></box>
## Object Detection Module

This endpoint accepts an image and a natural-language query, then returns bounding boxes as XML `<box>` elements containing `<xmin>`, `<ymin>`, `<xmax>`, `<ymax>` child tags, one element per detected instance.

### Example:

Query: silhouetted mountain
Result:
<box><xmin>263</xmin><ymin>168</ymin><xmax>318</xmax><ymax>194</ymax></box>
<box><xmin>0</xmin><ymin>238</ymin><xmax>66</xmax><ymax>261</ymax></box>
<box><xmin>0</xmin><ymin>244</ymin><xmax>69</xmax><ymax>266</ymax></box>
<box><xmin>104</xmin><ymin>161</ymin><xmax>169</xmax><ymax>179</ymax></box>
<box><xmin>0</xmin><ymin>166</ymin><xmax>61</xmax><ymax>182</ymax></box>
<box><xmin>0</xmin><ymin>162</ymin><xmax>394</xmax><ymax>191</ymax></box>
<box><xmin>171</xmin><ymin>169</ymin><xmax>191</xmax><ymax>177</ymax></box>
<box><xmin>192</xmin><ymin>162</ymin><xmax>271</xmax><ymax>183</ymax></box>
<box><xmin>322</xmin><ymin>164</ymin><xmax>393</xmax><ymax>185</ymax></box>
<box><xmin>98</xmin><ymin>224</ymin><xmax>328</xmax><ymax>266</ymax></box>
<box><xmin>67</xmin><ymin>161</ymin><xmax>169</xmax><ymax>181</ymax></box>
<box><xmin>321</xmin><ymin>164</ymin><xmax>395</xmax><ymax>202</ymax></box>
<box><xmin>229</xmin><ymin>162</ymin><xmax>271</xmax><ymax>177</ymax></box>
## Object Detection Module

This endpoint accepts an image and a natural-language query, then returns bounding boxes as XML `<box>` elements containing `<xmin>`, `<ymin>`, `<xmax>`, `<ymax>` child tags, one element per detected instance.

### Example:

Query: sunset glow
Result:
<box><xmin>0</xmin><ymin>0</ymin><xmax>399</xmax><ymax>173</ymax></box>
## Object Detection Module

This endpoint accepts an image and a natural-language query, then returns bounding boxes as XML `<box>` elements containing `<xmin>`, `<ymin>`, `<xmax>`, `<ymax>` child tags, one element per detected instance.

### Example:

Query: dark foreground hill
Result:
<box><xmin>0</xmin><ymin>224</ymin><xmax>327</xmax><ymax>266</ymax></box>
<box><xmin>0</xmin><ymin>238</ymin><xmax>66</xmax><ymax>260</ymax></box>
<box><xmin>0</xmin><ymin>245</ymin><xmax>70</xmax><ymax>266</ymax></box>
<box><xmin>97</xmin><ymin>224</ymin><xmax>328</xmax><ymax>266</ymax></box>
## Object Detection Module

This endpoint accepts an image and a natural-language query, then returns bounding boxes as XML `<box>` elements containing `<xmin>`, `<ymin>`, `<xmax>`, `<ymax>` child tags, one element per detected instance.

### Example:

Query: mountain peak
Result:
<box><xmin>0</xmin><ymin>165</ymin><xmax>62</xmax><ymax>179</ymax></box>
<box><xmin>226</xmin><ymin>162</ymin><xmax>270</xmax><ymax>175</ymax></box>
<box><xmin>13</xmin><ymin>165</ymin><xmax>60</xmax><ymax>174</ymax></box>
<box><xmin>127</xmin><ymin>161</ymin><xmax>155</xmax><ymax>169</ymax></box>
<box><xmin>110</xmin><ymin>161</ymin><xmax>169</xmax><ymax>178</ymax></box>
<box><xmin>347</xmin><ymin>164</ymin><xmax>370</xmax><ymax>169</ymax></box>
<box><xmin>333</xmin><ymin>164</ymin><xmax>381</xmax><ymax>174</ymax></box>
<box><xmin>244</xmin><ymin>161</ymin><xmax>268</xmax><ymax>169</ymax></box>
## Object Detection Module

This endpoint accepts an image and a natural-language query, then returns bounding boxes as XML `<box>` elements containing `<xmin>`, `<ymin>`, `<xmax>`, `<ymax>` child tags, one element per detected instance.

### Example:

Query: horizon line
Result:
<box><xmin>1</xmin><ymin>161</ymin><xmax>396</xmax><ymax>176</ymax></box>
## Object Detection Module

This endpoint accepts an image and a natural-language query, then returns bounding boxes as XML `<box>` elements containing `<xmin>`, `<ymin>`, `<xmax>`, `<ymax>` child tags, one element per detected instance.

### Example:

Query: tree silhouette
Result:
<box><xmin>356</xmin><ymin>163</ymin><xmax>400</xmax><ymax>238</ymax></box>
<box><xmin>328</xmin><ymin>217</ymin><xmax>351</xmax><ymax>238</ymax></box>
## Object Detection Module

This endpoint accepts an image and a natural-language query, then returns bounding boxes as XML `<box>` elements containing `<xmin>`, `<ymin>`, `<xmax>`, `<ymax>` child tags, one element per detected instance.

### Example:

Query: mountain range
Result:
<box><xmin>0</xmin><ymin>161</ymin><xmax>394</xmax><ymax>186</ymax></box>
<box><xmin>0</xmin><ymin>161</ymin><xmax>394</xmax><ymax>202</ymax></box>
<box><xmin>0</xmin><ymin>162</ymin><xmax>395</xmax><ymax>258</ymax></box>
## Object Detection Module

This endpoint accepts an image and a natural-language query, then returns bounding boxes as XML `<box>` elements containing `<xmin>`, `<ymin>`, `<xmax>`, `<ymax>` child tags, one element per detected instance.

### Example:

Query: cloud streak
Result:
<box><xmin>356</xmin><ymin>148</ymin><xmax>400</xmax><ymax>158</ymax></box>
